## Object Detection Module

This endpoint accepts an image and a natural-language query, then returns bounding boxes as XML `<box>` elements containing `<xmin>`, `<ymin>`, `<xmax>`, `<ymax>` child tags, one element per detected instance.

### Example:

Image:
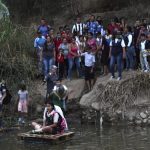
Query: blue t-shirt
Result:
<box><xmin>38</xmin><ymin>25</ymin><xmax>50</xmax><ymax>36</ymax></box>
<box><xmin>86</xmin><ymin>21</ymin><xmax>98</xmax><ymax>36</ymax></box>
<box><xmin>34</xmin><ymin>36</ymin><xmax>46</xmax><ymax>49</ymax></box>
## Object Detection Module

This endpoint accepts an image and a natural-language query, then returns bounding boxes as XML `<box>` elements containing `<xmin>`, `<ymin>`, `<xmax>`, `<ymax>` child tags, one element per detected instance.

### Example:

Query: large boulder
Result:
<box><xmin>80</xmin><ymin>71</ymin><xmax>150</xmax><ymax>122</ymax></box>
<box><xmin>63</xmin><ymin>79</ymin><xmax>85</xmax><ymax>100</ymax></box>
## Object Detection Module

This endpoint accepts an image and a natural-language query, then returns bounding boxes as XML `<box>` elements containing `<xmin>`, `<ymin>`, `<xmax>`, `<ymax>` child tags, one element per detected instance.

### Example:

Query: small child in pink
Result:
<box><xmin>18</xmin><ymin>83</ymin><xmax>28</xmax><ymax>124</ymax></box>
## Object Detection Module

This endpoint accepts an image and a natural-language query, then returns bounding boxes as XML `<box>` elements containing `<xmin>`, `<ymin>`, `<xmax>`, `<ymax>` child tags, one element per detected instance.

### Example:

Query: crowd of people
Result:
<box><xmin>34</xmin><ymin>15</ymin><xmax>150</xmax><ymax>88</ymax></box>
<box><xmin>1</xmin><ymin>14</ymin><xmax>150</xmax><ymax>135</ymax></box>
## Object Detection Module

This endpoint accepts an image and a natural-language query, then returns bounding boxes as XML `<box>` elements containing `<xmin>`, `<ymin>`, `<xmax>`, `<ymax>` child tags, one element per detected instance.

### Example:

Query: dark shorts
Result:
<box><xmin>84</xmin><ymin>66</ymin><xmax>95</xmax><ymax>80</ymax></box>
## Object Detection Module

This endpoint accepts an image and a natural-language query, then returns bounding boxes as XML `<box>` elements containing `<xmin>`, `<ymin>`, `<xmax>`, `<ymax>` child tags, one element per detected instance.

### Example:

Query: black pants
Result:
<box><xmin>135</xmin><ymin>48</ymin><xmax>140</xmax><ymax>69</ymax></box>
<box><xmin>58</xmin><ymin>62</ymin><xmax>65</xmax><ymax>80</ymax></box>
<box><xmin>84</xmin><ymin>66</ymin><xmax>95</xmax><ymax>80</ymax></box>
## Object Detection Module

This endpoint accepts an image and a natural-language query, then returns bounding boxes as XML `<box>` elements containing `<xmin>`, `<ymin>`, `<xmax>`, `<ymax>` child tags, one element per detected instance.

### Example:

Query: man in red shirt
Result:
<box><xmin>108</xmin><ymin>19</ymin><xmax>121</xmax><ymax>34</ymax></box>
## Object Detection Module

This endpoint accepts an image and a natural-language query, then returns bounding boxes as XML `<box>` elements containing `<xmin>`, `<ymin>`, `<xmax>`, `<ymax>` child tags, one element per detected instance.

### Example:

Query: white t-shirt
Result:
<box><xmin>81</xmin><ymin>52</ymin><xmax>95</xmax><ymax>67</ymax></box>
<box><xmin>0</xmin><ymin>86</ymin><xmax>6</xmax><ymax>103</ymax></box>
<box><xmin>0</xmin><ymin>92</ymin><xmax>3</xmax><ymax>103</ymax></box>
<box><xmin>0</xmin><ymin>89</ymin><xmax>6</xmax><ymax>99</ymax></box>
<box><xmin>18</xmin><ymin>90</ymin><xmax>28</xmax><ymax>101</ymax></box>
<box><xmin>96</xmin><ymin>38</ymin><xmax>103</xmax><ymax>46</ymax></box>
<box><xmin>34</xmin><ymin>36</ymin><xmax>46</xmax><ymax>48</ymax></box>
<box><xmin>140</xmin><ymin>40</ymin><xmax>146</xmax><ymax>51</ymax></box>
<box><xmin>127</xmin><ymin>34</ymin><xmax>133</xmax><ymax>47</ymax></box>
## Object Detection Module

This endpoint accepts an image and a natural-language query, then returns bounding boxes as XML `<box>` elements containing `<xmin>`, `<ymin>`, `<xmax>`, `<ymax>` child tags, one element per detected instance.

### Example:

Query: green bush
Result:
<box><xmin>0</xmin><ymin>19</ymin><xmax>37</xmax><ymax>90</ymax></box>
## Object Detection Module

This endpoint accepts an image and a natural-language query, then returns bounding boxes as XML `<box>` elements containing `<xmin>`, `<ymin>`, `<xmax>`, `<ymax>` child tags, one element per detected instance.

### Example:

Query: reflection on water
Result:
<box><xmin>0</xmin><ymin>123</ymin><xmax>150</xmax><ymax>150</ymax></box>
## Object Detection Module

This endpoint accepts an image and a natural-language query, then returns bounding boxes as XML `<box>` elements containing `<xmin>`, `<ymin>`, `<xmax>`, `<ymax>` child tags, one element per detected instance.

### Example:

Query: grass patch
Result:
<box><xmin>0</xmin><ymin>19</ymin><xmax>37</xmax><ymax>91</ymax></box>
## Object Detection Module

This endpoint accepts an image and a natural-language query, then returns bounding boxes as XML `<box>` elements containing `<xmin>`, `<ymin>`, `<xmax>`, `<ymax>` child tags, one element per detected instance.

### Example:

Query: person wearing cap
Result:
<box><xmin>44</xmin><ymin>65</ymin><xmax>58</xmax><ymax>100</ymax></box>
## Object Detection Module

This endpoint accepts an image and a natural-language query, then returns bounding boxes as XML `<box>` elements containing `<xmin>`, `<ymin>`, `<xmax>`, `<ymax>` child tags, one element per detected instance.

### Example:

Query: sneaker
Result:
<box><xmin>144</xmin><ymin>70</ymin><xmax>148</xmax><ymax>73</ymax></box>
<box><xmin>67</xmin><ymin>78</ymin><xmax>71</xmax><ymax>81</ymax></box>
<box><xmin>31</xmin><ymin>130</ymin><xmax>35</xmax><ymax>134</ymax></box>
<box><xmin>18</xmin><ymin>118</ymin><xmax>22</xmax><ymax>125</ymax></box>
<box><xmin>110</xmin><ymin>76</ymin><xmax>115</xmax><ymax>80</ymax></box>
<box><xmin>117</xmin><ymin>77</ymin><xmax>121</xmax><ymax>81</ymax></box>
<box><xmin>21</xmin><ymin>120</ymin><xmax>25</xmax><ymax>124</ymax></box>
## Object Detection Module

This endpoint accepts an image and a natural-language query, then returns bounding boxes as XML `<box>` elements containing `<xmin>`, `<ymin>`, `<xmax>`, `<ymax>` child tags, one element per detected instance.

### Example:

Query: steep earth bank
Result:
<box><xmin>80</xmin><ymin>71</ymin><xmax>150</xmax><ymax>126</ymax></box>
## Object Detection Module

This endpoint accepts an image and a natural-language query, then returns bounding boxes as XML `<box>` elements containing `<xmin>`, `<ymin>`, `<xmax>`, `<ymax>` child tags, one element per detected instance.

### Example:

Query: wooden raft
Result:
<box><xmin>18</xmin><ymin>131</ymin><xmax>75</xmax><ymax>143</ymax></box>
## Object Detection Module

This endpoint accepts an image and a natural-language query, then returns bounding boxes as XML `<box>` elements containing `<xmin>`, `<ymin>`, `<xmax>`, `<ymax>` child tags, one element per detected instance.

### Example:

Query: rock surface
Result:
<box><xmin>63</xmin><ymin>79</ymin><xmax>85</xmax><ymax>100</ymax></box>
<box><xmin>80</xmin><ymin>71</ymin><xmax>150</xmax><ymax>125</ymax></box>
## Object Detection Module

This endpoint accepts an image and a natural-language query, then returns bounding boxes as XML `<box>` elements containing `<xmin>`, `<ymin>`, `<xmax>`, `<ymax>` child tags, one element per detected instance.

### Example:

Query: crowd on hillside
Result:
<box><xmin>34</xmin><ymin>15</ymin><xmax>150</xmax><ymax>87</ymax></box>
<box><xmin>1</xmin><ymin>14</ymin><xmax>150</xmax><ymax>135</ymax></box>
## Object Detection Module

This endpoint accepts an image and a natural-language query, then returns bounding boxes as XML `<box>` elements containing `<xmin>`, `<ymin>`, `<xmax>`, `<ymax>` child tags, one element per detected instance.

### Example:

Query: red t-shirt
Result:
<box><xmin>108</xmin><ymin>23</ymin><xmax>121</xmax><ymax>34</ymax></box>
<box><xmin>57</xmin><ymin>53</ymin><xmax>64</xmax><ymax>63</ymax></box>
<box><xmin>53</xmin><ymin>38</ymin><xmax>62</xmax><ymax>53</ymax></box>
<box><xmin>68</xmin><ymin>45</ymin><xmax>78</xmax><ymax>58</ymax></box>
<box><xmin>87</xmin><ymin>38</ymin><xmax>97</xmax><ymax>52</ymax></box>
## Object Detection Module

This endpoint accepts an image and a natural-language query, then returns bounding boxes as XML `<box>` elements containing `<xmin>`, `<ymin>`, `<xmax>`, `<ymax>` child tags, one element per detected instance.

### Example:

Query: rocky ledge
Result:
<box><xmin>80</xmin><ymin>71</ymin><xmax>150</xmax><ymax>125</ymax></box>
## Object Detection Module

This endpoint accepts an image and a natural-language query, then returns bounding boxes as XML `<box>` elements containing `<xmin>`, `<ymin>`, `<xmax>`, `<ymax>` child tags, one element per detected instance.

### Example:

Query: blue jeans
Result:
<box><xmin>43</xmin><ymin>57</ymin><xmax>54</xmax><ymax>77</ymax></box>
<box><xmin>140</xmin><ymin>51</ymin><xmax>150</xmax><ymax>71</ymax></box>
<box><xmin>110</xmin><ymin>53</ymin><xmax>123</xmax><ymax>78</ymax></box>
<box><xmin>126</xmin><ymin>46</ymin><xmax>135</xmax><ymax>70</ymax></box>
<box><xmin>68</xmin><ymin>57</ymin><xmax>81</xmax><ymax>80</ymax></box>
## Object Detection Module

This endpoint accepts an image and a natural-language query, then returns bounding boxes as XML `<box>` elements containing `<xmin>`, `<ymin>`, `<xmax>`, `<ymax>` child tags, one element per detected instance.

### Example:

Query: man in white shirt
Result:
<box><xmin>72</xmin><ymin>17</ymin><xmax>85</xmax><ymax>36</ymax></box>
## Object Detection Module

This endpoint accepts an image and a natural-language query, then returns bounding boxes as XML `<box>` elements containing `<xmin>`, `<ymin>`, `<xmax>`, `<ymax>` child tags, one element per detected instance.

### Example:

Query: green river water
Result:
<box><xmin>0</xmin><ymin>123</ymin><xmax>150</xmax><ymax>150</ymax></box>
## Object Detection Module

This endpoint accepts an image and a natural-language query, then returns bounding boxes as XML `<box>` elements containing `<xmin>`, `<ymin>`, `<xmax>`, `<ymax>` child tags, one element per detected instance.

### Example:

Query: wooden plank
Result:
<box><xmin>18</xmin><ymin>131</ymin><xmax>75</xmax><ymax>143</ymax></box>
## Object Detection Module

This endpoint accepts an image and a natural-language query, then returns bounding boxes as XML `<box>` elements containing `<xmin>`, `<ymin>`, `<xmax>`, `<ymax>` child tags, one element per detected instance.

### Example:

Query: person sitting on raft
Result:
<box><xmin>32</xmin><ymin>102</ymin><xmax>67</xmax><ymax>134</ymax></box>
<box><xmin>43</xmin><ymin>101</ymin><xmax>68</xmax><ymax>131</ymax></box>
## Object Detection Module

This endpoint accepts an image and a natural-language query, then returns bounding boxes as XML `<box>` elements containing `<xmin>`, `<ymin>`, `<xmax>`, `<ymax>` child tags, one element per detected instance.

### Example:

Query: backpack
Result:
<box><xmin>0</xmin><ymin>84</ymin><xmax>12</xmax><ymax>105</ymax></box>
<box><xmin>52</xmin><ymin>111</ymin><xmax>66</xmax><ymax>132</ymax></box>
<box><xmin>3</xmin><ymin>89</ymin><xmax>12</xmax><ymax>105</ymax></box>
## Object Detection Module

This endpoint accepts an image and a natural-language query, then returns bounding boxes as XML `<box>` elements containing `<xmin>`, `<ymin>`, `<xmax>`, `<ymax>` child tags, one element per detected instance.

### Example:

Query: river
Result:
<box><xmin>0</xmin><ymin>122</ymin><xmax>150</xmax><ymax>150</ymax></box>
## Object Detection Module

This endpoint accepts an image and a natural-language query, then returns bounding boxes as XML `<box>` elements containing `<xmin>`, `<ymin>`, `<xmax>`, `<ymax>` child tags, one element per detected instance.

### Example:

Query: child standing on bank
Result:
<box><xmin>81</xmin><ymin>45</ymin><xmax>95</xmax><ymax>91</ymax></box>
<box><xmin>18</xmin><ymin>83</ymin><xmax>28</xmax><ymax>124</ymax></box>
